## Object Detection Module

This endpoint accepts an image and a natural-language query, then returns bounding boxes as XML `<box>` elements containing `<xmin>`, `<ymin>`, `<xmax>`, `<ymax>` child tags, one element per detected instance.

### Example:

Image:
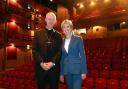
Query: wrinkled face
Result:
<box><xmin>45</xmin><ymin>14</ymin><xmax>56</xmax><ymax>28</ymax></box>
<box><xmin>62</xmin><ymin>23</ymin><xmax>72</xmax><ymax>37</ymax></box>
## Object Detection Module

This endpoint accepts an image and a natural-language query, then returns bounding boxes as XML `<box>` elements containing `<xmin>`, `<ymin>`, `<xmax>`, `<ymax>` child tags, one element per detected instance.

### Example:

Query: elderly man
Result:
<box><xmin>32</xmin><ymin>12</ymin><xmax>62</xmax><ymax>89</ymax></box>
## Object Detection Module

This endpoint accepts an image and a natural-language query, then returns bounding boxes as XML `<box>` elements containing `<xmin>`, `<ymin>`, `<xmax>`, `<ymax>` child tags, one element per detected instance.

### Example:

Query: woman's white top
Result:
<box><xmin>64</xmin><ymin>38</ymin><xmax>71</xmax><ymax>53</ymax></box>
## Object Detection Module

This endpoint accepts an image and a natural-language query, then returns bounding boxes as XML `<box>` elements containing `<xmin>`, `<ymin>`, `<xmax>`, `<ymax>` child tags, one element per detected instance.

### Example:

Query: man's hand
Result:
<box><xmin>60</xmin><ymin>75</ymin><xmax>64</xmax><ymax>82</ymax></box>
<box><xmin>40</xmin><ymin>62</ymin><xmax>55</xmax><ymax>70</ymax></box>
<box><xmin>46</xmin><ymin>62</ymin><xmax>55</xmax><ymax>69</ymax></box>
<box><xmin>40</xmin><ymin>62</ymin><xmax>49</xmax><ymax>70</ymax></box>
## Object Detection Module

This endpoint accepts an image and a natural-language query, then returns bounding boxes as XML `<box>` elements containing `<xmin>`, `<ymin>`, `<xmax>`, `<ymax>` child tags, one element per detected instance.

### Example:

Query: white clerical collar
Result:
<box><xmin>46</xmin><ymin>28</ymin><xmax>52</xmax><ymax>30</ymax></box>
<box><xmin>46</xmin><ymin>26</ymin><xmax>53</xmax><ymax>30</ymax></box>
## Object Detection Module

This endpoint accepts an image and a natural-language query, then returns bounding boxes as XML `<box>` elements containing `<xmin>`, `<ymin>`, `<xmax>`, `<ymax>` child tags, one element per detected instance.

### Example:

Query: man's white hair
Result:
<box><xmin>46</xmin><ymin>12</ymin><xmax>56</xmax><ymax>21</ymax></box>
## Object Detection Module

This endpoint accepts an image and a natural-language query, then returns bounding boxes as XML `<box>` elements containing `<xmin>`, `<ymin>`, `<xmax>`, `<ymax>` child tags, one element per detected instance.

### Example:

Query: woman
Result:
<box><xmin>60</xmin><ymin>19</ymin><xmax>87</xmax><ymax>89</ymax></box>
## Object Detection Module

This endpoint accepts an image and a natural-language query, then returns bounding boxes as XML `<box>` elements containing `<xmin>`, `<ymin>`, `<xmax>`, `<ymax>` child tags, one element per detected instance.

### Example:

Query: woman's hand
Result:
<box><xmin>81</xmin><ymin>74</ymin><xmax>86</xmax><ymax>80</ymax></box>
<box><xmin>60</xmin><ymin>75</ymin><xmax>64</xmax><ymax>82</ymax></box>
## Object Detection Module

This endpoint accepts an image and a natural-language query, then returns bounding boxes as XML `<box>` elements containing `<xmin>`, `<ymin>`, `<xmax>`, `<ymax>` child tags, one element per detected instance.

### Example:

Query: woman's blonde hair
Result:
<box><xmin>61</xmin><ymin>19</ymin><xmax>73</xmax><ymax>29</ymax></box>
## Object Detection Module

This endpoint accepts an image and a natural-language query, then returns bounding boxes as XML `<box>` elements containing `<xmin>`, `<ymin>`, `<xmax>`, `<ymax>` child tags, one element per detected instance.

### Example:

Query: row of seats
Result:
<box><xmin>0</xmin><ymin>77</ymin><xmax>36</xmax><ymax>89</ymax></box>
<box><xmin>83</xmin><ymin>77</ymin><xmax>128</xmax><ymax>89</ymax></box>
<box><xmin>87</xmin><ymin>63</ymin><xmax>128</xmax><ymax>71</ymax></box>
<box><xmin>1</xmin><ymin>72</ymin><xmax>128</xmax><ymax>89</ymax></box>
<box><xmin>15</xmin><ymin>64</ymin><xmax>34</xmax><ymax>72</ymax></box>
<box><xmin>84</xmin><ymin>37</ymin><xmax>128</xmax><ymax>49</ymax></box>
<box><xmin>0</xmin><ymin>76</ymin><xmax>68</xmax><ymax>89</ymax></box>
<box><xmin>2</xmin><ymin>70</ymin><xmax>35</xmax><ymax>79</ymax></box>
<box><xmin>87</xmin><ymin>70</ymin><xmax>128</xmax><ymax>80</ymax></box>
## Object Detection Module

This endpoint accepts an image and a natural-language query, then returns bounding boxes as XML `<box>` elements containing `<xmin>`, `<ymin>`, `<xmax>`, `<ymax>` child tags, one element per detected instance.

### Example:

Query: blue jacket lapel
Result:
<box><xmin>62</xmin><ymin>35</ymin><xmax>75</xmax><ymax>54</ymax></box>
<box><xmin>68</xmin><ymin>35</ymin><xmax>75</xmax><ymax>53</ymax></box>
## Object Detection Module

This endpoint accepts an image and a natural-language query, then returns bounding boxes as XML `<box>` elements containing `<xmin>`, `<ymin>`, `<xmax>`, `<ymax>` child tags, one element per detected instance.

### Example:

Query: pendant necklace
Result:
<box><xmin>45</xmin><ymin>29</ymin><xmax>53</xmax><ymax>44</ymax></box>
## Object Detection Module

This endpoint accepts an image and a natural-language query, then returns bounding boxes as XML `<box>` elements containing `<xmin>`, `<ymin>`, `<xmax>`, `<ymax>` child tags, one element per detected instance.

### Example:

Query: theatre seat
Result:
<box><xmin>120</xmin><ymin>80</ymin><xmax>128</xmax><ymax>89</ymax></box>
<box><xmin>107</xmin><ymin>79</ymin><xmax>119</xmax><ymax>89</ymax></box>
<box><xmin>83</xmin><ymin>77</ymin><xmax>94</xmax><ymax>89</ymax></box>
<box><xmin>95</xmin><ymin>78</ymin><xmax>106</xmax><ymax>89</ymax></box>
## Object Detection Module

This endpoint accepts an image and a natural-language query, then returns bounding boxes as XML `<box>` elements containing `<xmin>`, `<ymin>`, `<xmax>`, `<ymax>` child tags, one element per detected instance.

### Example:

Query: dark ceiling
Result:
<box><xmin>35</xmin><ymin>0</ymin><xmax>58</xmax><ymax>11</ymax></box>
<box><xmin>35</xmin><ymin>0</ymin><xmax>82</xmax><ymax>11</ymax></box>
<box><xmin>35</xmin><ymin>0</ymin><xmax>128</xmax><ymax>28</ymax></box>
<box><xmin>72</xmin><ymin>0</ymin><xmax>128</xmax><ymax>27</ymax></box>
